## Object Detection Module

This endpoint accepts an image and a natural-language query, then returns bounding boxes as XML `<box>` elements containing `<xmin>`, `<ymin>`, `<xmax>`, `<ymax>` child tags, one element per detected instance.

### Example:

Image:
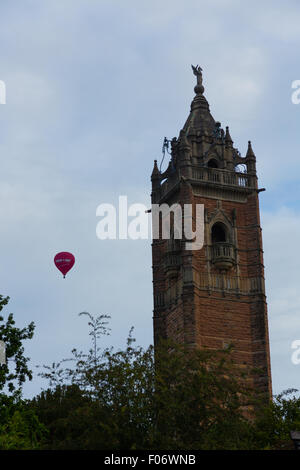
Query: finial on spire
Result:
<box><xmin>225</xmin><ymin>126</ymin><xmax>233</xmax><ymax>145</ymax></box>
<box><xmin>191</xmin><ymin>64</ymin><xmax>205</xmax><ymax>95</ymax></box>
<box><xmin>151</xmin><ymin>159</ymin><xmax>160</xmax><ymax>180</ymax></box>
<box><xmin>246</xmin><ymin>140</ymin><xmax>255</xmax><ymax>158</ymax></box>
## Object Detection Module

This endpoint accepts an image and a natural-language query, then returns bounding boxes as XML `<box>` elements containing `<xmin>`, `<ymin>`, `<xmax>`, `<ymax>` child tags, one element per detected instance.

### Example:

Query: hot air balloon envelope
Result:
<box><xmin>54</xmin><ymin>252</ymin><xmax>75</xmax><ymax>278</ymax></box>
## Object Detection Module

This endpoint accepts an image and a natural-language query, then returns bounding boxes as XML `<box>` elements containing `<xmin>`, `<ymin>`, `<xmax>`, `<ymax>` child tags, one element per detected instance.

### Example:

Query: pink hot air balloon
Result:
<box><xmin>54</xmin><ymin>252</ymin><xmax>75</xmax><ymax>278</ymax></box>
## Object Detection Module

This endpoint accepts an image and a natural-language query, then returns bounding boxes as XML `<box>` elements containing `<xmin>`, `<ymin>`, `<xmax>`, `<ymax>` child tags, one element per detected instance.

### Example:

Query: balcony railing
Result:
<box><xmin>159</xmin><ymin>166</ymin><xmax>253</xmax><ymax>200</ymax></box>
<box><xmin>211</xmin><ymin>242</ymin><xmax>235</xmax><ymax>270</ymax></box>
<box><xmin>191</xmin><ymin>167</ymin><xmax>250</xmax><ymax>188</ymax></box>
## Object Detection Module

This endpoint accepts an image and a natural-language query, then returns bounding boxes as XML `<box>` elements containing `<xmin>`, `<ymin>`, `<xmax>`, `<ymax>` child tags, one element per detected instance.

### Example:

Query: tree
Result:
<box><xmin>0</xmin><ymin>295</ymin><xmax>47</xmax><ymax>450</ymax></box>
<box><xmin>150</xmin><ymin>339</ymin><xmax>257</xmax><ymax>450</ymax></box>
<box><xmin>0</xmin><ymin>295</ymin><xmax>35</xmax><ymax>398</ymax></box>
<box><xmin>253</xmin><ymin>388</ymin><xmax>300</xmax><ymax>450</ymax></box>
<box><xmin>29</xmin><ymin>384</ymin><xmax>94</xmax><ymax>450</ymax></box>
<box><xmin>34</xmin><ymin>312</ymin><xmax>259</xmax><ymax>450</ymax></box>
<box><xmin>0</xmin><ymin>407</ymin><xmax>47</xmax><ymax>450</ymax></box>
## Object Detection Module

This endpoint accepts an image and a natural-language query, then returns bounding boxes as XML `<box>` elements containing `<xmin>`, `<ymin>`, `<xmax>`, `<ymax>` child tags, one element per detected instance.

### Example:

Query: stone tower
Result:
<box><xmin>151</xmin><ymin>66</ymin><xmax>272</xmax><ymax>397</ymax></box>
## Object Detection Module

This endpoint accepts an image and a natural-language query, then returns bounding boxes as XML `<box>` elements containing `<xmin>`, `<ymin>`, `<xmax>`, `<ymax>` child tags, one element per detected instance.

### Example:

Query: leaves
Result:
<box><xmin>0</xmin><ymin>295</ymin><xmax>35</xmax><ymax>396</ymax></box>
<box><xmin>29</xmin><ymin>311</ymin><xmax>300</xmax><ymax>450</ymax></box>
<box><xmin>35</xmin><ymin>313</ymin><xmax>261</xmax><ymax>449</ymax></box>
<box><xmin>0</xmin><ymin>408</ymin><xmax>47</xmax><ymax>450</ymax></box>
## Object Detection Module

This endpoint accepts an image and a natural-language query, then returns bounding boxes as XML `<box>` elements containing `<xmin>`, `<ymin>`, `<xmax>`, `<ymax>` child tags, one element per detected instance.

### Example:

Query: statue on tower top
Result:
<box><xmin>191</xmin><ymin>64</ymin><xmax>204</xmax><ymax>95</ymax></box>
<box><xmin>191</xmin><ymin>64</ymin><xmax>202</xmax><ymax>79</ymax></box>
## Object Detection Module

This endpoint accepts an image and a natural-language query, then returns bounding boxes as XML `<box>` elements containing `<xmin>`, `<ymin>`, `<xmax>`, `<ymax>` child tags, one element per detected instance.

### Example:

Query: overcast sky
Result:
<box><xmin>0</xmin><ymin>0</ymin><xmax>300</xmax><ymax>397</ymax></box>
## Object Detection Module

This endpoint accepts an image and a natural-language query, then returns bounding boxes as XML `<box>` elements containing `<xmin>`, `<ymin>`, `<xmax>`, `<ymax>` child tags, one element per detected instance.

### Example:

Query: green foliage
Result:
<box><xmin>34</xmin><ymin>313</ymin><xmax>260</xmax><ymax>450</ymax></box>
<box><xmin>29</xmin><ymin>384</ymin><xmax>98</xmax><ymax>450</ymax></box>
<box><xmin>253</xmin><ymin>388</ymin><xmax>300</xmax><ymax>450</ymax></box>
<box><xmin>1</xmin><ymin>308</ymin><xmax>295</xmax><ymax>451</ymax></box>
<box><xmin>152</xmin><ymin>341</ymin><xmax>256</xmax><ymax>450</ymax></box>
<box><xmin>35</xmin><ymin>320</ymin><xmax>156</xmax><ymax>449</ymax></box>
<box><xmin>0</xmin><ymin>295</ymin><xmax>46</xmax><ymax>450</ymax></box>
<box><xmin>0</xmin><ymin>295</ymin><xmax>35</xmax><ymax>396</ymax></box>
<box><xmin>0</xmin><ymin>406</ymin><xmax>47</xmax><ymax>450</ymax></box>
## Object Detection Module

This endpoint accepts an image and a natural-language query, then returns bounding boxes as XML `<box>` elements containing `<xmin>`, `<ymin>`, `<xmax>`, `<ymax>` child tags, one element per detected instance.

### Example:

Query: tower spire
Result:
<box><xmin>246</xmin><ymin>140</ymin><xmax>255</xmax><ymax>158</ymax></box>
<box><xmin>225</xmin><ymin>126</ymin><xmax>233</xmax><ymax>146</ymax></box>
<box><xmin>151</xmin><ymin>159</ymin><xmax>161</xmax><ymax>183</ymax></box>
<box><xmin>180</xmin><ymin>65</ymin><xmax>215</xmax><ymax>141</ymax></box>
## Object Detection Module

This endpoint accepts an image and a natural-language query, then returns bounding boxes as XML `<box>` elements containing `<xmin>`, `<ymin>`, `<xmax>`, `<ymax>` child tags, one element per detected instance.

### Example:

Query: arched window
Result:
<box><xmin>211</xmin><ymin>222</ymin><xmax>227</xmax><ymax>243</ymax></box>
<box><xmin>207</xmin><ymin>159</ymin><xmax>219</xmax><ymax>168</ymax></box>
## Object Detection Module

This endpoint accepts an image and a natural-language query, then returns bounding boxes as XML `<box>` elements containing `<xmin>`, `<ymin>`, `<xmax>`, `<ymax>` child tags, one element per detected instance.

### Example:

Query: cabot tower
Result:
<box><xmin>151</xmin><ymin>66</ymin><xmax>272</xmax><ymax>396</ymax></box>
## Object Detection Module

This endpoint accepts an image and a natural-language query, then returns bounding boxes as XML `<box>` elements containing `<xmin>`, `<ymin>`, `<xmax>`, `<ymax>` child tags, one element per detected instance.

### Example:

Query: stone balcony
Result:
<box><xmin>211</xmin><ymin>242</ymin><xmax>235</xmax><ymax>270</ymax></box>
<box><xmin>159</xmin><ymin>166</ymin><xmax>255</xmax><ymax>200</ymax></box>
<box><xmin>191</xmin><ymin>166</ymin><xmax>250</xmax><ymax>187</ymax></box>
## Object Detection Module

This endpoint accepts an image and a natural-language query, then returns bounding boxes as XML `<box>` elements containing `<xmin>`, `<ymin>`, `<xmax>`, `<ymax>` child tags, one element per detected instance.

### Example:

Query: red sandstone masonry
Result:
<box><xmin>151</xmin><ymin>75</ymin><xmax>272</xmax><ymax>398</ymax></box>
